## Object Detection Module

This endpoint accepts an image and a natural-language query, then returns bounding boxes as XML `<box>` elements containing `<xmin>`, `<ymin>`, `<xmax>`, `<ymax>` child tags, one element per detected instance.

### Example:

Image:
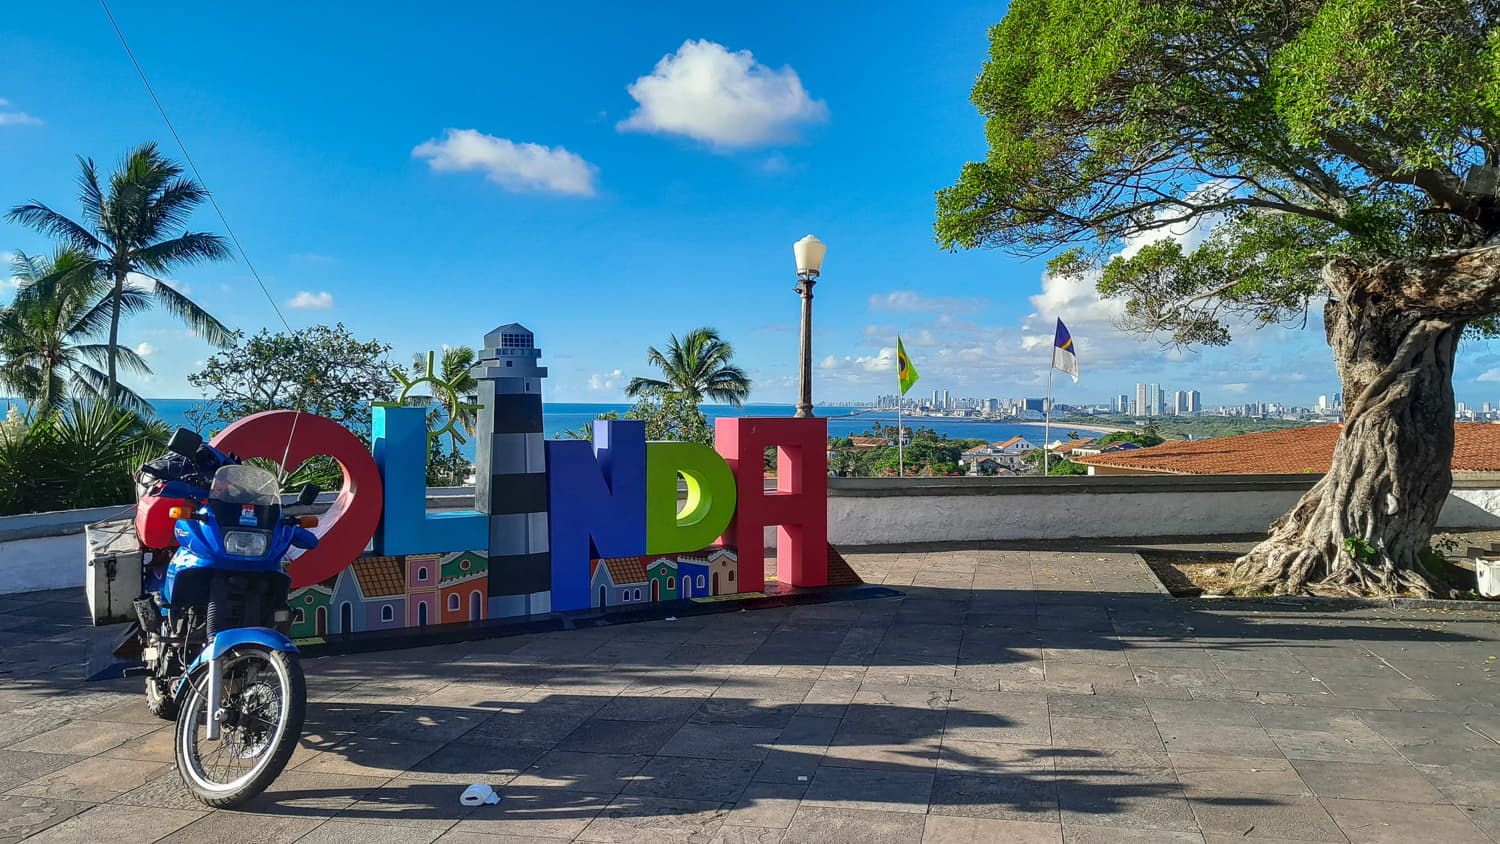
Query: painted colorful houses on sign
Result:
<box><xmin>212</xmin><ymin>322</ymin><xmax>837</xmax><ymax>642</ymax></box>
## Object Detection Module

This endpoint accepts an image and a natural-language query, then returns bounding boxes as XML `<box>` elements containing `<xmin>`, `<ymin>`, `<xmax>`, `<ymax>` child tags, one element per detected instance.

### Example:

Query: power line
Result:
<box><xmin>98</xmin><ymin>0</ymin><xmax>293</xmax><ymax>337</ymax></box>
<box><xmin>99</xmin><ymin>0</ymin><xmax>305</xmax><ymax>476</ymax></box>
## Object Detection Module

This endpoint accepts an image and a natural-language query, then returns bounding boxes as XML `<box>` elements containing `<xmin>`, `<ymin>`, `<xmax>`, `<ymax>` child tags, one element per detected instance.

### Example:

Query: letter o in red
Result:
<box><xmin>213</xmin><ymin>410</ymin><xmax>383</xmax><ymax>588</ymax></box>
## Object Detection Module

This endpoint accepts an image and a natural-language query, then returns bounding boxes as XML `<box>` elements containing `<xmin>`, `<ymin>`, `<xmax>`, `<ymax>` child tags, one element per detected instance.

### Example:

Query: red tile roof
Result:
<box><xmin>994</xmin><ymin>436</ymin><xmax>1027</xmax><ymax>449</ymax></box>
<box><xmin>1073</xmin><ymin>423</ymin><xmax>1500</xmax><ymax>475</ymax></box>
<box><xmin>352</xmin><ymin>556</ymin><xmax>407</xmax><ymax>598</ymax></box>
<box><xmin>1050</xmin><ymin>437</ymin><xmax>1096</xmax><ymax>454</ymax></box>
<box><xmin>591</xmin><ymin>556</ymin><xmax>649</xmax><ymax>585</ymax></box>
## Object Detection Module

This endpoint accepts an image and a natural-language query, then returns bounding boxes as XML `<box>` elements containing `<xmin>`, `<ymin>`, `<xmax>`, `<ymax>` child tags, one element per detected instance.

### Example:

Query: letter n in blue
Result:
<box><xmin>544</xmin><ymin>420</ymin><xmax>645</xmax><ymax>611</ymax></box>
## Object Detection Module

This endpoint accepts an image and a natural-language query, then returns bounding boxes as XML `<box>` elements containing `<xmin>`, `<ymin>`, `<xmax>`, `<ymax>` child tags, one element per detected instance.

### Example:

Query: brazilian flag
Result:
<box><xmin>897</xmin><ymin>336</ymin><xmax>919</xmax><ymax>395</ymax></box>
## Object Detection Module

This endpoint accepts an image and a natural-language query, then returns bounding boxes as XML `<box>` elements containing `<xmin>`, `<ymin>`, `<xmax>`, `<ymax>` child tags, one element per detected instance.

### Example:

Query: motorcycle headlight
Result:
<box><xmin>224</xmin><ymin>530</ymin><xmax>269</xmax><ymax>557</ymax></box>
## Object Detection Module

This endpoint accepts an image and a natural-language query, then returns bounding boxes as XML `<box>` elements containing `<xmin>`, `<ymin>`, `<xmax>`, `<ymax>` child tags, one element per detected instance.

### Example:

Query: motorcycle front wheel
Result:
<box><xmin>174</xmin><ymin>644</ymin><xmax>306</xmax><ymax>808</ymax></box>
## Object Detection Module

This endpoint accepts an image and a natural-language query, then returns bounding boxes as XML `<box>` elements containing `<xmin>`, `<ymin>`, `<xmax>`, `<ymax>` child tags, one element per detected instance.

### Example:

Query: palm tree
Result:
<box><xmin>0</xmin><ymin>249</ymin><xmax>153</xmax><ymax>415</ymax></box>
<box><xmin>6</xmin><ymin>143</ymin><xmax>232</xmax><ymax>404</ymax></box>
<box><xmin>624</xmin><ymin>327</ymin><xmax>751</xmax><ymax>407</ymax></box>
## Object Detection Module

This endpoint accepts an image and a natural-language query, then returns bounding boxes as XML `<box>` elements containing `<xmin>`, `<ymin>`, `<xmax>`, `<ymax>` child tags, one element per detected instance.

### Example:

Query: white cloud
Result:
<box><xmin>868</xmin><ymin>291</ymin><xmax>988</xmax><ymax>314</ymax></box>
<box><xmin>0</xmin><ymin>99</ymin><xmax>40</xmax><ymax>127</ymax></box>
<box><xmin>287</xmin><ymin>290</ymin><xmax>333</xmax><ymax>309</ymax></box>
<box><xmin>413</xmin><ymin>129</ymin><xmax>599</xmax><ymax>196</ymax></box>
<box><xmin>1477</xmin><ymin>369</ymin><xmax>1500</xmax><ymax>383</ymax></box>
<box><xmin>1222</xmin><ymin>383</ymin><xmax>1249</xmax><ymax>393</ymax></box>
<box><xmin>820</xmin><ymin>347</ymin><xmax>896</xmax><ymax>374</ymax></box>
<box><xmin>618</xmin><ymin>40</ymin><xmax>828</xmax><ymax>148</ymax></box>
<box><xmin>589</xmin><ymin>369</ymin><xmax>624</xmax><ymax>391</ymax></box>
<box><xmin>135</xmin><ymin>342</ymin><xmax>154</xmax><ymax>357</ymax></box>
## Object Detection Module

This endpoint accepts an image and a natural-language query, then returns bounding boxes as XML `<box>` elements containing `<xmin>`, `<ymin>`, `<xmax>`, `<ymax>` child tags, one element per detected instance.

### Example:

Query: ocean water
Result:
<box><xmin>9</xmin><ymin>397</ymin><xmax>1109</xmax><ymax>458</ymax></box>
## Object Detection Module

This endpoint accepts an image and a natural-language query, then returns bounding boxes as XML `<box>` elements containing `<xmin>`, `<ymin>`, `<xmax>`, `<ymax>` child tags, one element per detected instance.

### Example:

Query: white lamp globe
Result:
<box><xmin>794</xmin><ymin>235</ymin><xmax>826</xmax><ymax>277</ymax></box>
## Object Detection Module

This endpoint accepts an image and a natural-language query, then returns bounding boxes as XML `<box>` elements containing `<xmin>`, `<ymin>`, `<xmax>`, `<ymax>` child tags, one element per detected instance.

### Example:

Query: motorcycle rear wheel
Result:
<box><xmin>174</xmin><ymin>644</ymin><xmax>305</xmax><ymax>808</ymax></box>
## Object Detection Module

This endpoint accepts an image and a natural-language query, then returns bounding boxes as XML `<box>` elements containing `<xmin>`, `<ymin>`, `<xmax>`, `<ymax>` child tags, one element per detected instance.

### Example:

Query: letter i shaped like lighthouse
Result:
<box><xmin>472</xmin><ymin>324</ymin><xmax>552</xmax><ymax>618</ymax></box>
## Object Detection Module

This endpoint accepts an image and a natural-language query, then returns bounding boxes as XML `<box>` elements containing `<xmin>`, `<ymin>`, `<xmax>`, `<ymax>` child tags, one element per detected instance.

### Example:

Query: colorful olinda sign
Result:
<box><xmin>209</xmin><ymin>323</ymin><xmax>831</xmax><ymax>638</ymax></box>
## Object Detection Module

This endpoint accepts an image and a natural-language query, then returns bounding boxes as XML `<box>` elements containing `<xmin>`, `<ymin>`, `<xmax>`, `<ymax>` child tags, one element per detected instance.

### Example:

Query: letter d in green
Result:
<box><xmin>646</xmin><ymin>442</ymin><xmax>738</xmax><ymax>554</ymax></box>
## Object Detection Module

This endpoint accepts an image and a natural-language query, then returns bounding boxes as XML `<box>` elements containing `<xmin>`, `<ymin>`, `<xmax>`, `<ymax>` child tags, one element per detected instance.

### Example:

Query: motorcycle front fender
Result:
<box><xmin>175</xmin><ymin>627</ymin><xmax>299</xmax><ymax>695</ymax></box>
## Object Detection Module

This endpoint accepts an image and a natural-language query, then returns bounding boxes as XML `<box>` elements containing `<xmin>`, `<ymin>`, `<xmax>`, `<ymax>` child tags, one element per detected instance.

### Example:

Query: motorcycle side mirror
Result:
<box><xmin>296</xmin><ymin>483</ymin><xmax>321</xmax><ymax>506</ymax></box>
<box><xmin>167</xmin><ymin>428</ymin><xmax>202</xmax><ymax>458</ymax></box>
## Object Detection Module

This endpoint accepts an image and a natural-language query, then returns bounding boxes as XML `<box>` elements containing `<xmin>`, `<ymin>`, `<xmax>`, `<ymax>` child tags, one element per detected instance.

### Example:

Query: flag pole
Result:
<box><xmin>1043</xmin><ymin>352</ymin><xmax>1055</xmax><ymax>476</ymax></box>
<box><xmin>897</xmin><ymin>387</ymin><xmax>905</xmax><ymax>477</ymax></box>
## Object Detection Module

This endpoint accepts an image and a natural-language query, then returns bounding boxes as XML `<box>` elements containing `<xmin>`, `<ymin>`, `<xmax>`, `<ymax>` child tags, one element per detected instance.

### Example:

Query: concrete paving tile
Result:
<box><xmin>367</xmin><ymin>707</ymin><xmax>489</xmax><ymax>743</ymax></box>
<box><xmin>7</xmin><ymin>719</ymin><xmax>155</xmax><ymax>756</ymax></box>
<box><xmin>0</xmin><ymin>750</ymin><xmax>79</xmax><ymax>793</ymax></box>
<box><xmin>591</xmin><ymin>695</ymin><xmax>701</xmax><ymax>722</ymax></box>
<box><xmin>558</xmin><ymin>717</ymin><xmax>681</xmax><ymax>755</ymax></box>
<box><xmin>819</xmin><ymin>732</ymin><xmax>940</xmax><ymax>771</ymax></box>
<box><xmin>1321</xmin><ymin>797</ymin><xmax>1492</xmax><ymax>843</ymax></box>
<box><xmin>156</xmin><ymin>808</ymin><xmax>325</xmax><ymax>842</ymax></box>
<box><xmin>780</xmin><ymin>805</ymin><xmax>927</xmax><ymax>844</ymax></box>
<box><xmin>659</xmin><ymin>723</ymin><xmax>780</xmax><ymax>761</ymax></box>
<box><xmin>576</xmin><ymin>794</ymin><xmax>730</xmax><ymax>842</ymax></box>
<box><xmin>1266</xmin><ymin>729</ymin><xmax>1404</xmax><ymax>764</ymax></box>
<box><xmin>1048</xmin><ymin>746</ymin><xmax>1173</xmax><ymax>771</ymax></box>
<box><xmin>802</xmin><ymin>765</ymin><xmax>934</xmax><ymax>813</ymax></box>
<box><xmin>107</xmin><ymin>772</ymin><xmax>206</xmax><ymax>811</ymax></box>
<box><xmin>295</xmin><ymin>736</ymin><xmax>449</xmax><ymax>777</ymax></box>
<box><xmin>1159</xmin><ymin>722</ymin><xmax>1283</xmax><ymax>758</ymax></box>
<box><xmin>1063</xmin><ymin>824</ymin><xmax>1204</xmax><ymax>842</ymax></box>
<box><xmin>1145</xmin><ymin>698</ymin><xmax>1260</xmax><ymax>727</ymax></box>
<box><xmin>752</xmin><ymin>747</ymin><xmax>825</xmax><ymax>785</ymax></box>
<box><xmin>1056</xmin><ymin>769</ymin><xmax>1198</xmax><ymax>832</ymax></box>
<box><xmin>936</xmin><ymin>740</ymin><xmax>1054</xmax><ymax>772</ymax></box>
<box><xmin>507</xmin><ymin>750</ymin><xmax>650</xmax><ymax>794</ymax></box>
<box><xmin>1218</xmin><ymin>669</ymin><xmax>1330</xmax><ymax>695</ymax></box>
<box><xmin>398</xmin><ymin>739</ymin><xmax>550</xmax><ymax>784</ymax></box>
<box><xmin>1460</xmin><ymin>806</ymin><xmax>1500</xmax><ymax>839</ymax></box>
<box><xmin>6</xmin><ymin>756</ymin><xmax>167</xmax><ymax>802</ymax></box>
<box><xmin>1290</xmin><ymin>758</ymin><xmax>1446</xmax><ymax>803</ymax></box>
<box><xmin>923</xmin><ymin>814</ymin><xmax>1062</xmax><ymax>843</ymax></box>
<box><xmin>444</xmin><ymin>787</ymin><xmax>609</xmax><ymax>839</ymax></box>
<box><xmin>1414</xmin><ymin>762</ymin><xmax>1500</xmax><ymax>808</ymax></box>
<box><xmin>1132</xmin><ymin>666</ymin><xmax>1233</xmax><ymax>696</ymax></box>
<box><xmin>625</xmin><ymin>756</ymin><xmax>759</xmax><ymax>803</ymax></box>
<box><xmin>1046</xmin><ymin>694</ymin><xmax>1150</xmax><ymax>721</ymax></box>
<box><xmin>20</xmin><ymin>803</ymin><xmax>203</xmax><ymax>844</ymax></box>
<box><xmin>1050</xmin><ymin>715</ymin><xmax>1162</xmax><ymax>751</ymax></box>
<box><xmin>776</xmin><ymin>715</ymin><xmax>841</xmax><ymax>747</ymax></box>
<box><xmin>335</xmin><ymin>779</ymin><xmax>477</xmax><ymax>829</ymax></box>
<box><xmin>836</xmin><ymin>703</ymin><xmax>946</xmax><ymax>740</ymax></box>
<box><xmin>692</xmin><ymin>699</ymin><xmax>798</xmax><ymax>731</ymax></box>
<box><xmin>724</xmin><ymin>782</ymin><xmax>806</xmax><ymax>829</ymax></box>
<box><xmin>299</xmin><ymin>820</ymin><xmax>443</xmax><ymax>843</ymax></box>
<box><xmin>928</xmin><ymin>771</ymin><xmax>1058</xmax><ymax>822</ymax></box>
<box><xmin>1169</xmin><ymin>753</ymin><xmax>1307</xmax><ymax>796</ymax></box>
<box><xmin>1248</xmin><ymin>704</ymin><xmax>1371</xmax><ymax>732</ymax></box>
<box><xmin>0</xmin><ymin>795</ymin><xmax>90</xmax><ymax>842</ymax></box>
<box><xmin>1186</xmin><ymin>792</ymin><xmax>1344</xmax><ymax>841</ymax></box>
<box><xmin>97</xmin><ymin>725</ymin><xmax>174</xmax><ymax>763</ymax></box>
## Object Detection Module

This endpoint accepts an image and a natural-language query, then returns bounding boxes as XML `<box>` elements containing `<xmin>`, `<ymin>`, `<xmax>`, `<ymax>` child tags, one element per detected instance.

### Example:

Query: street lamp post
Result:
<box><xmin>793</xmin><ymin>234</ymin><xmax>826</xmax><ymax>418</ymax></box>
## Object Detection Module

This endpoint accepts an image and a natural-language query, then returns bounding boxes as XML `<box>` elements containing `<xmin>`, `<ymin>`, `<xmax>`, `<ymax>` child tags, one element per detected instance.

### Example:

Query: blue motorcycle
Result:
<box><xmin>132</xmin><ymin>428</ymin><xmax>320</xmax><ymax>807</ymax></box>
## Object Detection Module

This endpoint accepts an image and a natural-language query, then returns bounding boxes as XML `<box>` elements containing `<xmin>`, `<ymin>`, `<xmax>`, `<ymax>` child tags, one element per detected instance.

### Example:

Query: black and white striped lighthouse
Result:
<box><xmin>472</xmin><ymin>323</ymin><xmax>551</xmax><ymax>617</ymax></box>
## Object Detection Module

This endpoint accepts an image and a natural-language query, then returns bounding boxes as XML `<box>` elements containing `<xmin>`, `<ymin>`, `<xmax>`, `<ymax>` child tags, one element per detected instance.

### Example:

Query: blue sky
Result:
<box><xmin>4</xmin><ymin>1</ymin><xmax>1499</xmax><ymax>409</ymax></box>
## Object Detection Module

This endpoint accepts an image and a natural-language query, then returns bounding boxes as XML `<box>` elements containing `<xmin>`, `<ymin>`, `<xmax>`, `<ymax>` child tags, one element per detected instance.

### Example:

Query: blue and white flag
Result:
<box><xmin>1052</xmin><ymin>319</ymin><xmax>1079</xmax><ymax>382</ymax></box>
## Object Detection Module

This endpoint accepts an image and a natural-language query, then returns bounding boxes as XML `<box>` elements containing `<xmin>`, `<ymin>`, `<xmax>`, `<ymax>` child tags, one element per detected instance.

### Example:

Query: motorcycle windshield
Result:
<box><xmin>208</xmin><ymin>465</ymin><xmax>280</xmax><ymax>506</ymax></box>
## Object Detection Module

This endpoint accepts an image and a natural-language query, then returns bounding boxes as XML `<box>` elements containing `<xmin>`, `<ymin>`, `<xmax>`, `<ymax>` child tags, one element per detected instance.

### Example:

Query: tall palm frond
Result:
<box><xmin>623</xmin><ymin>326</ymin><xmax>752</xmax><ymax>408</ymax></box>
<box><xmin>5</xmin><ymin>142</ymin><xmax>234</xmax><ymax>405</ymax></box>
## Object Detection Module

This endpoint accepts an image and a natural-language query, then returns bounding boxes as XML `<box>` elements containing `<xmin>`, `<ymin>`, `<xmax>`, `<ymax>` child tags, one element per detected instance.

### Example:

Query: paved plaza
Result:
<box><xmin>1</xmin><ymin>544</ymin><xmax>1499</xmax><ymax>842</ymax></box>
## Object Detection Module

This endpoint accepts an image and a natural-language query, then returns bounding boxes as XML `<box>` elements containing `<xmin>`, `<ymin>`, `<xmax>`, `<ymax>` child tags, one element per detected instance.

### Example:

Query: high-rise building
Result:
<box><xmin>1135</xmin><ymin>383</ymin><xmax>1149</xmax><ymax>417</ymax></box>
<box><xmin>1148</xmin><ymin>383</ymin><xmax>1162</xmax><ymax>416</ymax></box>
<box><xmin>1174</xmin><ymin>391</ymin><xmax>1189</xmax><ymax>415</ymax></box>
<box><xmin>1116</xmin><ymin>393</ymin><xmax>1129</xmax><ymax>414</ymax></box>
<box><xmin>932</xmin><ymin>389</ymin><xmax>939</xmax><ymax>408</ymax></box>
<box><xmin>943</xmin><ymin>389</ymin><xmax>951</xmax><ymax>410</ymax></box>
<box><xmin>1187</xmin><ymin>390</ymin><xmax>1201</xmax><ymax>413</ymax></box>
<box><xmin>1317</xmin><ymin>394</ymin><xmax>1328</xmax><ymax>410</ymax></box>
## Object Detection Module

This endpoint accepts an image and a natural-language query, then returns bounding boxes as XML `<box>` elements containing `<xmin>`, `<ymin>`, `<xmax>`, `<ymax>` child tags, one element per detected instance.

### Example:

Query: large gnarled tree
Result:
<box><xmin>937</xmin><ymin>0</ymin><xmax>1500</xmax><ymax>596</ymax></box>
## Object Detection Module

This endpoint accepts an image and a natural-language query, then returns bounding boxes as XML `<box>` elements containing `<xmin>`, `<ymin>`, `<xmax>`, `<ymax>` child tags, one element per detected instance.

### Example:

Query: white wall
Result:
<box><xmin>827</xmin><ymin>475</ymin><xmax>1500</xmax><ymax>546</ymax></box>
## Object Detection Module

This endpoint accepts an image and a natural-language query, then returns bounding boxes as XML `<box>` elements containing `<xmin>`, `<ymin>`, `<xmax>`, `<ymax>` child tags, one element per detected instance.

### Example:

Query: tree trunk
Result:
<box><xmin>106</xmin><ymin>271</ymin><xmax>123</xmax><ymax>405</ymax></box>
<box><xmin>1233</xmin><ymin>261</ymin><xmax>1463</xmax><ymax>597</ymax></box>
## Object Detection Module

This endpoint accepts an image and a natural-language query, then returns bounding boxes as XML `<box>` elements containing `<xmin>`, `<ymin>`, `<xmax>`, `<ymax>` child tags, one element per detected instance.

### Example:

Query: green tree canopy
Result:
<box><xmin>937</xmin><ymin>0</ymin><xmax>1500</xmax><ymax>596</ymax></box>
<box><xmin>187</xmin><ymin>323</ymin><xmax>396</xmax><ymax>440</ymax></box>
